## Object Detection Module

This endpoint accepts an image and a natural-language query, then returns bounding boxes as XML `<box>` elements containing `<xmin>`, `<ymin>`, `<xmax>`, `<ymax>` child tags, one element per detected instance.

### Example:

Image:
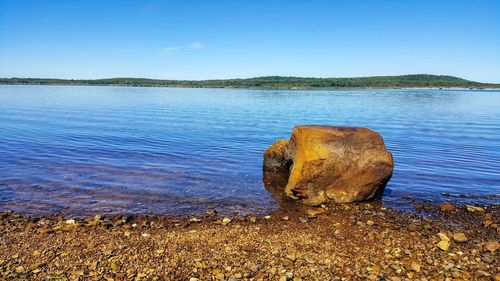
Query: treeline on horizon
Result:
<box><xmin>1</xmin><ymin>74</ymin><xmax>498</xmax><ymax>89</ymax></box>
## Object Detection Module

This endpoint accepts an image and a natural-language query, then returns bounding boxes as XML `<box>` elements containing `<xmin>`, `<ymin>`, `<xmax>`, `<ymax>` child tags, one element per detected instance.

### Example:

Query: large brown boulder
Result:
<box><xmin>263</xmin><ymin>126</ymin><xmax>394</xmax><ymax>205</ymax></box>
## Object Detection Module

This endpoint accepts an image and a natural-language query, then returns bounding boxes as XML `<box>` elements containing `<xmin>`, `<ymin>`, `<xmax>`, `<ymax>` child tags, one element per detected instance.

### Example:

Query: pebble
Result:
<box><xmin>247</xmin><ymin>216</ymin><xmax>257</xmax><ymax>223</ymax></box>
<box><xmin>190</xmin><ymin>217</ymin><xmax>201</xmax><ymax>223</ymax></box>
<box><xmin>366</xmin><ymin>220</ymin><xmax>374</xmax><ymax>226</ymax></box>
<box><xmin>410</xmin><ymin>261</ymin><xmax>421</xmax><ymax>272</ymax></box>
<box><xmin>483</xmin><ymin>219</ymin><xmax>493</xmax><ymax>226</ymax></box>
<box><xmin>15</xmin><ymin>266</ymin><xmax>25</xmax><ymax>273</ymax></box>
<box><xmin>298</xmin><ymin>217</ymin><xmax>309</xmax><ymax>223</ymax></box>
<box><xmin>30</xmin><ymin>262</ymin><xmax>46</xmax><ymax>271</ymax></box>
<box><xmin>65</xmin><ymin>219</ymin><xmax>76</xmax><ymax>225</ymax></box>
<box><xmin>439</xmin><ymin>202</ymin><xmax>455</xmax><ymax>212</ymax></box>
<box><xmin>286</xmin><ymin>254</ymin><xmax>297</xmax><ymax>262</ymax></box>
<box><xmin>306</xmin><ymin>208</ymin><xmax>325</xmax><ymax>217</ymax></box>
<box><xmin>264</xmin><ymin>215</ymin><xmax>271</xmax><ymax>220</ymax></box>
<box><xmin>484</xmin><ymin>241</ymin><xmax>499</xmax><ymax>252</ymax></box>
<box><xmin>438</xmin><ymin>232</ymin><xmax>450</xmax><ymax>242</ymax></box>
<box><xmin>281</xmin><ymin>216</ymin><xmax>290</xmax><ymax>221</ymax></box>
<box><xmin>222</xmin><ymin>217</ymin><xmax>231</xmax><ymax>225</ymax></box>
<box><xmin>466</xmin><ymin>205</ymin><xmax>485</xmax><ymax>213</ymax></box>
<box><xmin>141</xmin><ymin>233</ymin><xmax>150</xmax><ymax>237</ymax></box>
<box><xmin>437</xmin><ymin>240</ymin><xmax>450</xmax><ymax>251</ymax></box>
<box><xmin>452</xmin><ymin>232</ymin><xmax>468</xmax><ymax>243</ymax></box>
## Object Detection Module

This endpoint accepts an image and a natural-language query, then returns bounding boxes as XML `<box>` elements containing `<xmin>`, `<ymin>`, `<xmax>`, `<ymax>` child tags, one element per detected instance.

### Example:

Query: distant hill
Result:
<box><xmin>1</xmin><ymin>75</ymin><xmax>499</xmax><ymax>89</ymax></box>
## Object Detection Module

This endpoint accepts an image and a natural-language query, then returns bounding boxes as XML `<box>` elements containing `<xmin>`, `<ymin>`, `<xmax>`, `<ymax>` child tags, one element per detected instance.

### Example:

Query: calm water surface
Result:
<box><xmin>0</xmin><ymin>85</ymin><xmax>499</xmax><ymax>215</ymax></box>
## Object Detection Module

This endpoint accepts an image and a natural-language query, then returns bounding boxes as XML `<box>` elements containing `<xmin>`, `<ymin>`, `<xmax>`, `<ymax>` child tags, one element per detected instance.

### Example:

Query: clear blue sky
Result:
<box><xmin>1</xmin><ymin>0</ymin><xmax>499</xmax><ymax>82</ymax></box>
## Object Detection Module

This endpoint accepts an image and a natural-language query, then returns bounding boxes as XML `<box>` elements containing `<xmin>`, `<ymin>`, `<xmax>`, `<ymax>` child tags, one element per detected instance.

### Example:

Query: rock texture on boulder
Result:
<box><xmin>263</xmin><ymin>126</ymin><xmax>394</xmax><ymax>205</ymax></box>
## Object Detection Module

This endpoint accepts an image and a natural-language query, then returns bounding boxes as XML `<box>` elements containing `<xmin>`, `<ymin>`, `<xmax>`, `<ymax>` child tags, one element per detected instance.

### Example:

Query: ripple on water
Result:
<box><xmin>0</xmin><ymin>86</ymin><xmax>499</xmax><ymax>215</ymax></box>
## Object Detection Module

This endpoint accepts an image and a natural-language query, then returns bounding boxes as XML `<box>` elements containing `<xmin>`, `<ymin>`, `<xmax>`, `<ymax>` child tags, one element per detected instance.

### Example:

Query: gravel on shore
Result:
<box><xmin>0</xmin><ymin>202</ymin><xmax>498</xmax><ymax>280</ymax></box>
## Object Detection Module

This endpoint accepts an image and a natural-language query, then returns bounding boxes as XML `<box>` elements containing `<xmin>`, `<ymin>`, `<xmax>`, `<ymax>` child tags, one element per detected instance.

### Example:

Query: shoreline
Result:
<box><xmin>1</xmin><ymin>201</ymin><xmax>498</xmax><ymax>280</ymax></box>
<box><xmin>1</xmin><ymin>83</ymin><xmax>500</xmax><ymax>91</ymax></box>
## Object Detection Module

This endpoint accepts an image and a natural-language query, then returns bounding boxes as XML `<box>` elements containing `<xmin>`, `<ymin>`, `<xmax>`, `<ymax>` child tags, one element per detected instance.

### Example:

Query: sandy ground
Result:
<box><xmin>0</xmin><ymin>201</ymin><xmax>498</xmax><ymax>280</ymax></box>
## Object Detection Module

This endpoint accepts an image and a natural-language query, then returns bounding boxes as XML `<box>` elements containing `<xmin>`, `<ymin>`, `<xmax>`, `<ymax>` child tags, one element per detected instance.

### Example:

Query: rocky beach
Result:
<box><xmin>0</xmin><ymin>201</ymin><xmax>498</xmax><ymax>280</ymax></box>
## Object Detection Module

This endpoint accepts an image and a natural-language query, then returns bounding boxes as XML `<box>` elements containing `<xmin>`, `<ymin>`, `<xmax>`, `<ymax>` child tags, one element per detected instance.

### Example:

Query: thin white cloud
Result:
<box><xmin>160</xmin><ymin>42</ymin><xmax>203</xmax><ymax>54</ymax></box>
<box><xmin>189</xmin><ymin>42</ymin><xmax>203</xmax><ymax>49</ymax></box>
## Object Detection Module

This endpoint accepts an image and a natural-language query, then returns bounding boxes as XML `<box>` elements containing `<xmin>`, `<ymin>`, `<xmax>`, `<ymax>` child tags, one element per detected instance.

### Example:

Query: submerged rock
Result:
<box><xmin>263</xmin><ymin>126</ymin><xmax>394</xmax><ymax>205</ymax></box>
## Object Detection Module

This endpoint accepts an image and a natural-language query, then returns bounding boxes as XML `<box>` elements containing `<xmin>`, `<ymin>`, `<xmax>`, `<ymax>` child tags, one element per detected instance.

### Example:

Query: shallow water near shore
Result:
<box><xmin>0</xmin><ymin>85</ymin><xmax>499</xmax><ymax>215</ymax></box>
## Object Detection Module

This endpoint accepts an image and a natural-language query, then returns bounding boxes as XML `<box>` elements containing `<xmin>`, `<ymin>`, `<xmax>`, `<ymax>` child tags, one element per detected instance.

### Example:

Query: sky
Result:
<box><xmin>0</xmin><ymin>0</ymin><xmax>499</xmax><ymax>83</ymax></box>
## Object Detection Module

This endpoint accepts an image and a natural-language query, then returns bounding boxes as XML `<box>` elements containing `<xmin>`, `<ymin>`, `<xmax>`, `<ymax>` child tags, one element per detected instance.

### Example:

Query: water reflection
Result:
<box><xmin>0</xmin><ymin>86</ymin><xmax>499</xmax><ymax>215</ymax></box>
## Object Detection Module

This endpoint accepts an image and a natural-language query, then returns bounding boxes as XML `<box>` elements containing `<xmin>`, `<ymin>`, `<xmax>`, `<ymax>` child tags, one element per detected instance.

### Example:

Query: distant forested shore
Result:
<box><xmin>1</xmin><ymin>74</ymin><xmax>499</xmax><ymax>89</ymax></box>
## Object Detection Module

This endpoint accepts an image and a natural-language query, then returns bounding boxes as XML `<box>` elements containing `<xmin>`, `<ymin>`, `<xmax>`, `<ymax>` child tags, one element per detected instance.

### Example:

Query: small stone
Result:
<box><xmin>15</xmin><ymin>266</ymin><xmax>25</xmax><ymax>273</ymax></box>
<box><xmin>439</xmin><ymin>202</ymin><xmax>455</xmax><ymax>212</ymax></box>
<box><xmin>247</xmin><ymin>216</ymin><xmax>257</xmax><ymax>223</ymax></box>
<box><xmin>141</xmin><ymin>233</ymin><xmax>150</xmax><ymax>237</ymax></box>
<box><xmin>366</xmin><ymin>220</ymin><xmax>374</xmax><ymax>226</ymax></box>
<box><xmin>484</xmin><ymin>241</ymin><xmax>499</xmax><ymax>252</ymax></box>
<box><xmin>298</xmin><ymin>217</ymin><xmax>309</xmax><ymax>223</ymax></box>
<box><xmin>483</xmin><ymin>220</ymin><xmax>493</xmax><ymax>226</ymax></box>
<box><xmin>33</xmin><ymin>250</ymin><xmax>40</xmax><ymax>256</ymax></box>
<box><xmin>286</xmin><ymin>254</ymin><xmax>297</xmax><ymax>262</ymax></box>
<box><xmin>482</xmin><ymin>254</ymin><xmax>494</xmax><ymax>263</ymax></box>
<box><xmin>452</xmin><ymin>232</ymin><xmax>468</xmax><ymax>243</ymax></box>
<box><xmin>124</xmin><ymin>231</ymin><xmax>131</xmax><ymax>237</ymax></box>
<box><xmin>279</xmin><ymin>276</ymin><xmax>287</xmax><ymax>281</ymax></box>
<box><xmin>65</xmin><ymin>219</ymin><xmax>76</xmax><ymax>224</ymax></box>
<box><xmin>286</xmin><ymin>271</ymin><xmax>294</xmax><ymax>279</ymax></box>
<box><xmin>306</xmin><ymin>208</ymin><xmax>325</xmax><ymax>217</ymax></box>
<box><xmin>264</xmin><ymin>215</ymin><xmax>271</xmax><ymax>220</ymax></box>
<box><xmin>222</xmin><ymin>217</ymin><xmax>231</xmax><ymax>225</ymax></box>
<box><xmin>466</xmin><ymin>205</ymin><xmax>485</xmax><ymax>213</ymax></box>
<box><xmin>212</xmin><ymin>268</ymin><xmax>221</xmax><ymax>275</ymax></box>
<box><xmin>155</xmin><ymin>249</ymin><xmax>165</xmax><ymax>254</ymax></box>
<box><xmin>410</xmin><ymin>261</ymin><xmax>421</xmax><ymax>272</ymax></box>
<box><xmin>29</xmin><ymin>262</ymin><xmax>46</xmax><ymax>271</ymax></box>
<box><xmin>281</xmin><ymin>216</ymin><xmax>289</xmax><ymax>221</ymax></box>
<box><xmin>438</xmin><ymin>232</ymin><xmax>450</xmax><ymax>242</ymax></box>
<box><xmin>250</xmin><ymin>264</ymin><xmax>259</xmax><ymax>272</ymax></box>
<box><xmin>477</xmin><ymin>270</ymin><xmax>491</xmax><ymax>277</ymax></box>
<box><xmin>189</xmin><ymin>278</ymin><xmax>200</xmax><ymax>281</ymax></box>
<box><xmin>190</xmin><ymin>217</ymin><xmax>201</xmax><ymax>223</ymax></box>
<box><xmin>437</xmin><ymin>240</ymin><xmax>450</xmax><ymax>251</ymax></box>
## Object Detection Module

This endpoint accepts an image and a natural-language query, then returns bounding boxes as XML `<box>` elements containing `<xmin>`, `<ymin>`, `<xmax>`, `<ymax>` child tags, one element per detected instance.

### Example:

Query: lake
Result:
<box><xmin>0</xmin><ymin>85</ymin><xmax>499</xmax><ymax>215</ymax></box>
